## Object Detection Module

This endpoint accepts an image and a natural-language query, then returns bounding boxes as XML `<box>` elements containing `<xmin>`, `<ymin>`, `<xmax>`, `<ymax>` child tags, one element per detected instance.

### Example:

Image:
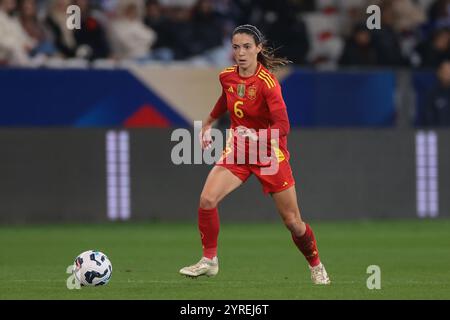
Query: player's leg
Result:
<box><xmin>198</xmin><ymin>165</ymin><xmax>244</xmax><ymax>258</ymax></box>
<box><xmin>271</xmin><ymin>186</ymin><xmax>330</xmax><ymax>284</ymax></box>
<box><xmin>199</xmin><ymin>165</ymin><xmax>244</xmax><ymax>209</ymax></box>
<box><xmin>180</xmin><ymin>165</ymin><xmax>247</xmax><ymax>277</ymax></box>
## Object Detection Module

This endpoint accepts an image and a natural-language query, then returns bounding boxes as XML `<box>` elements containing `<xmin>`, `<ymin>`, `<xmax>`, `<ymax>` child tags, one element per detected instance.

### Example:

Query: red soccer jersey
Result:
<box><xmin>210</xmin><ymin>63</ymin><xmax>290</xmax><ymax>165</ymax></box>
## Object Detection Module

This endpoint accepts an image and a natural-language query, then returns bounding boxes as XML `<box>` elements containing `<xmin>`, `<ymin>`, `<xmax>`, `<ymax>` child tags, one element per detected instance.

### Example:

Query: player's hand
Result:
<box><xmin>235</xmin><ymin>125</ymin><xmax>258</xmax><ymax>141</ymax></box>
<box><xmin>199</xmin><ymin>124</ymin><xmax>213</xmax><ymax>150</ymax></box>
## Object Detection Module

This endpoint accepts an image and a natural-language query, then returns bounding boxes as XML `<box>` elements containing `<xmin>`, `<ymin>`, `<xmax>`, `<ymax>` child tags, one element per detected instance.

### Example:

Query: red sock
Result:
<box><xmin>291</xmin><ymin>223</ymin><xmax>321</xmax><ymax>267</ymax></box>
<box><xmin>198</xmin><ymin>207</ymin><xmax>220</xmax><ymax>259</ymax></box>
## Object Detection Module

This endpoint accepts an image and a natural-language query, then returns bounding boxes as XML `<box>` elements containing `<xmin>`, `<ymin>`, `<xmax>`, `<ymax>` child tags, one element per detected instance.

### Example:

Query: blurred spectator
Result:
<box><xmin>208</xmin><ymin>0</ymin><xmax>240</xmax><ymax>36</ymax></box>
<box><xmin>0</xmin><ymin>0</ymin><xmax>448</xmax><ymax>68</ymax></box>
<box><xmin>164</xmin><ymin>6</ymin><xmax>195</xmax><ymax>59</ymax></box>
<box><xmin>110</xmin><ymin>0</ymin><xmax>156</xmax><ymax>60</ymax></box>
<box><xmin>189</xmin><ymin>0</ymin><xmax>224</xmax><ymax>56</ymax></box>
<box><xmin>370</xmin><ymin>1</ymin><xmax>409</xmax><ymax>66</ymax></box>
<box><xmin>354</xmin><ymin>0</ymin><xmax>426</xmax><ymax>33</ymax></box>
<box><xmin>144</xmin><ymin>0</ymin><xmax>172</xmax><ymax>50</ymax></box>
<box><xmin>0</xmin><ymin>0</ymin><xmax>35</xmax><ymax>65</ymax></box>
<box><xmin>234</xmin><ymin>0</ymin><xmax>315</xmax><ymax>27</ymax></box>
<box><xmin>424</xmin><ymin>60</ymin><xmax>450</xmax><ymax>126</ymax></box>
<box><xmin>18</xmin><ymin>0</ymin><xmax>56</xmax><ymax>57</ymax></box>
<box><xmin>340</xmin><ymin>0</ymin><xmax>423</xmax><ymax>67</ymax></box>
<box><xmin>45</xmin><ymin>0</ymin><xmax>77</xmax><ymax>57</ymax></box>
<box><xmin>72</xmin><ymin>0</ymin><xmax>111</xmax><ymax>60</ymax></box>
<box><xmin>391</xmin><ymin>0</ymin><xmax>426</xmax><ymax>33</ymax></box>
<box><xmin>232</xmin><ymin>0</ymin><xmax>310</xmax><ymax>65</ymax></box>
<box><xmin>96</xmin><ymin>0</ymin><xmax>120</xmax><ymax>17</ymax></box>
<box><xmin>428</xmin><ymin>0</ymin><xmax>450</xmax><ymax>29</ymax></box>
<box><xmin>261</xmin><ymin>1</ymin><xmax>310</xmax><ymax>65</ymax></box>
<box><xmin>339</xmin><ymin>24</ymin><xmax>378</xmax><ymax>67</ymax></box>
<box><xmin>391</xmin><ymin>0</ymin><xmax>426</xmax><ymax>66</ymax></box>
<box><xmin>417</xmin><ymin>27</ymin><xmax>450</xmax><ymax>67</ymax></box>
<box><xmin>159</xmin><ymin>0</ymin><xmax>196</xmax><ymax>6</ymax></box>
<box><xmin>288</xmin><ymin>0</ymin><xmax>315</xmax><ymax>12</ymax></box>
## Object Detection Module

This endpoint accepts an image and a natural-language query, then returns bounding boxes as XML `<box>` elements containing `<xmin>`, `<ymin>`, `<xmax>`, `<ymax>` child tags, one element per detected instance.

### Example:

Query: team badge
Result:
<box><xmin>247</xmin><ymin>85</ymin><xmax>257</xmax><ymax>100</ymax></box>
<box><xmin>237</xmin><ymin>84</ymin><xmax>246</xmax><ymax>98</ymax></box>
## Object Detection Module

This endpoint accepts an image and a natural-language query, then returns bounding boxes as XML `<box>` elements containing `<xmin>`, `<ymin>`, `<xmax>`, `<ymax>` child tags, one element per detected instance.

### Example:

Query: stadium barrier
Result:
<box><xmin>0</xmin><ymin>67</ymin><xmax>397</xmax><ymax>127</ymax></box>
<box><xmin>0</xmin><ymin>128</ymin><xmax>448</xmax><ymax>224</ymax></box>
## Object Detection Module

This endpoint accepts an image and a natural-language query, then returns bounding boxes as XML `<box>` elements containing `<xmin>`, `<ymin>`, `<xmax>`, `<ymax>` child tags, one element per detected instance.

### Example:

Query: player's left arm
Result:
<box><xmin>264</xmin><ymin>78</ymin><xmax>290</xmax><ymax>138</ymax></box>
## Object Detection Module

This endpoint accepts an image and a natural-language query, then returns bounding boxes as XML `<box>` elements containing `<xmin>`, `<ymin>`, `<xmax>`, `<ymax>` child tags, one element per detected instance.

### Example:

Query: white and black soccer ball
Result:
<box><xmin>73</xmin><ymin>250</ymin><xmax>112</xmax><ymax>286</ymax></box>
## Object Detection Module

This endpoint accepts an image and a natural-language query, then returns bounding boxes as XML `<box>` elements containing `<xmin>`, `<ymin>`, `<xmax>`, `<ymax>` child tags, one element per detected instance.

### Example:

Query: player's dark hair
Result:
<box><xmin>232</xmin><ymin>24</ymin><xmax>291</xmax><ymax>71</ymax></box>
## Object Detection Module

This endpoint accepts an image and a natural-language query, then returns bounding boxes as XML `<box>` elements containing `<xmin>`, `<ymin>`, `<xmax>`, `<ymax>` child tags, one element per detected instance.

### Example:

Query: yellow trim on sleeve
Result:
<box><xmin>259</xmin><ymin>70</ymin><xmax>276</xmax><ymax>88</ymax></box>
<box><xmin>258</xmin><ymin>74</ymin><xmax>274</xmax><ymax>89</ymax></box>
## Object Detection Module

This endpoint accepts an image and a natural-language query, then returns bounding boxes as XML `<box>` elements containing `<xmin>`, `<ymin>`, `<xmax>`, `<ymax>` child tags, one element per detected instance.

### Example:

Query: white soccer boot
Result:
<box><xmin>309</xmin><ymin>262</ymin><xmax>331</xmax><ymax>285</ymax></box>
<box><xmin>179</xmin><ymin>257</ymin><xmax>219</xmax><ymax>278</ymax></box>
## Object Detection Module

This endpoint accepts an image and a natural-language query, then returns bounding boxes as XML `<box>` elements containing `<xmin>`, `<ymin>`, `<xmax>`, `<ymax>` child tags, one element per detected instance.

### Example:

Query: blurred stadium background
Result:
<box><xmin>0</xmin><ymin>0</ymin><xmax>450</xmax><ymax>300</ymax></box>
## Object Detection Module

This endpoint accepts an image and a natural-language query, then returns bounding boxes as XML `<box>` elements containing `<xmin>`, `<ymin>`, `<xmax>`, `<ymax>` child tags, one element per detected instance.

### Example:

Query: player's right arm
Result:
<box><xmin>200</xmin><ymin>83</ymin><xmax>228</xmax><ymax>149</ymax></box>
<box><xmin>199</xmin><ymin>114</ymin><xmax>215</xmax><ymax>150</ymax></box>
<box><xmin>200</xmin><ymin>68</ymin><xmax>235</xmax><ymax>149</ymax></box>
<box><xmin>210</xmin><ymin>88</ymin><xmax>227</xmax><ymax>120</ymax></box>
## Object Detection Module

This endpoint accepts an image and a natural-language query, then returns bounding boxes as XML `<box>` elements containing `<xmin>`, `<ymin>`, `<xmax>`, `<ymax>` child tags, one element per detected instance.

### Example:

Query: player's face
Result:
<box><xmin>232</xmin><ymin>33</ymin><xmax>262</xmax><ymax>70</ymax></box>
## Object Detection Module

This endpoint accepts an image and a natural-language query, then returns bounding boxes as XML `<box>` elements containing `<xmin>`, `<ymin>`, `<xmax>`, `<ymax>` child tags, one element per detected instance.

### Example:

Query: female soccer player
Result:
<box><xmin>179</xmin><ymin>24</ymin><xmax>330</xmax><ymax>284</ymax></box>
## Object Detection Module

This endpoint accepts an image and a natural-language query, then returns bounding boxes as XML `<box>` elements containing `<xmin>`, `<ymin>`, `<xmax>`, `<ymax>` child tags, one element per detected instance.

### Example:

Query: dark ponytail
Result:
<box><xmin>232</xmin><ymin>24</ymin><xmax>292</xmax><ymax>71</ymax></box>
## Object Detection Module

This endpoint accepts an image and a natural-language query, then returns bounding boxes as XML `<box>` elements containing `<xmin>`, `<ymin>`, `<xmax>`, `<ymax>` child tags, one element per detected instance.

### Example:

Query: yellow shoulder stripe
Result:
<box><xmin>258</xmin><ymin>71</ymin><xmax>276</xmax><ymax>89</ymax></box>
<box><xmin>220</xmin><ymin>69</ymin><xmax>235</xmax><ymax>75</ymax></box>
<box><xmin>259</xmin><ymin>70</ymin><xmax>276</xmax><ymax>88</ymax></box>
<box><xmin>221</xmin><ymin>66</ymin><xmax>235</xmax><ymax>72</ymax></box>
<box><xmin>258</xmin><ymin>74</ymin><xmax>273</xmax><ymax>88</ymax></box>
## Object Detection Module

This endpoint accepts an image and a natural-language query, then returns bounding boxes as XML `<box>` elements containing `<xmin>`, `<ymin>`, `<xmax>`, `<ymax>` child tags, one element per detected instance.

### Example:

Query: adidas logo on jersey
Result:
<box><xmin>228</xmin><ymin>86</ymin><xmax>234</xmax><ymax>93</ymax></box>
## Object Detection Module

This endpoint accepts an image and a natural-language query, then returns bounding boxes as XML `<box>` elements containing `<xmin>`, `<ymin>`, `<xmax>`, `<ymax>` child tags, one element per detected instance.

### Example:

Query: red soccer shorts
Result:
<box><xmin>216</xmin><ymin>160</ymin><xmax>296</xmax><ymax>194</ymax></box>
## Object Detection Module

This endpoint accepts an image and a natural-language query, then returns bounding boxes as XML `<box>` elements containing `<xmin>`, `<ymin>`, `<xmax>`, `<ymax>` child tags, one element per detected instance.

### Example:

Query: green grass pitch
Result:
<box><xmin>0</xmin><ymin>219</ymin><xmax>449</xmax><ymax>300</ymax></box>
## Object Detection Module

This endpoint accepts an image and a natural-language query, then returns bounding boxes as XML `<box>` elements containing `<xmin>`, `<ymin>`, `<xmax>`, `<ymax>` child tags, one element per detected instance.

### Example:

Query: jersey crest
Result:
<box><xmin>247</xmin><ymin>85</ymin><xmax>257</xmax><ymax>100</ymax></box>
<box><xmin>237</xmin><ymin>83</ymin><xmax>246</xmax><ymax>98</ymax></box>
